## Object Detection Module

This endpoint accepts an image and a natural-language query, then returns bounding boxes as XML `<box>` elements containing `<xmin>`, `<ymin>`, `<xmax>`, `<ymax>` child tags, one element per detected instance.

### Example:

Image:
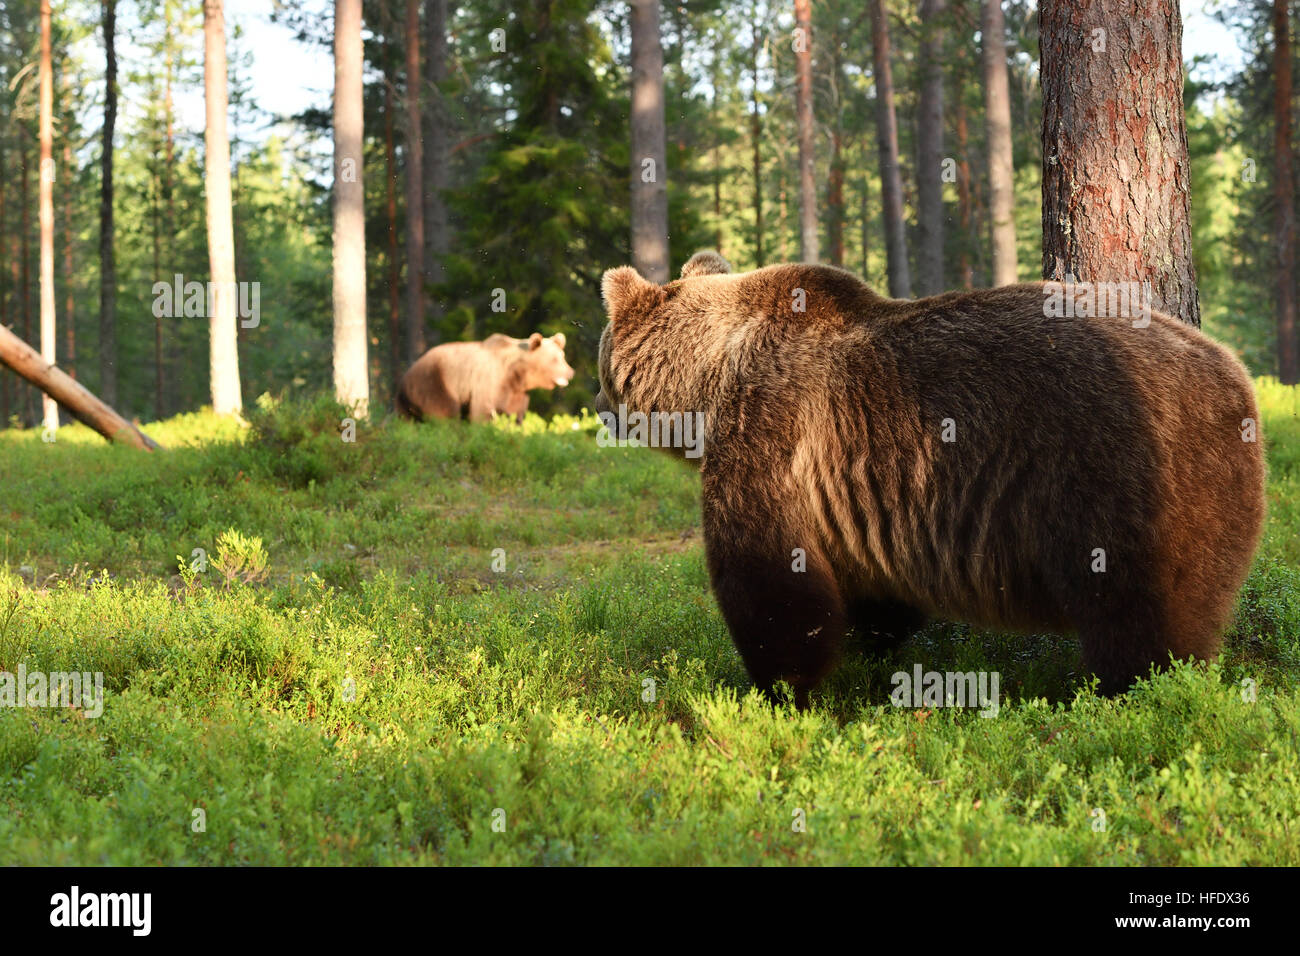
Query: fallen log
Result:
<box><xmin>0</xmin><ymin>324</ymin><xmax>160</xmax><ymax>451</ymax></box>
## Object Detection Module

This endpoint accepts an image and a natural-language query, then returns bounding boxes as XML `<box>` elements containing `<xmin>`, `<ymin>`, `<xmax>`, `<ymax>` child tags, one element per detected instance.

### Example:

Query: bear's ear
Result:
<box><xmin>551</xmin><ymin>332</ymin><xmax>566</xmax><ymax>350</ymax></box>
<box><xmin>680</xmin><ymin>250</ymin><xmax>732</xmax><ymax>279</ymax></box>
<box><xmin>601</xmin><ymin>266</ymin><xmax>659</xmax><ymax>321</ymax></box>
<box><xmin>528</xmin><ymin>332</ymin><xmax>543</xmax><ymax>350</ymax></box>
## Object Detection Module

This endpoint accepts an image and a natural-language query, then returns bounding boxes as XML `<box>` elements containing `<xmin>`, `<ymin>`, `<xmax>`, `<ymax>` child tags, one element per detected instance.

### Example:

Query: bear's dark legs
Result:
<box><xmin>706</xmin><ymin>544</ymin><xmax>847</xmax><ymax>710</ymax></box>
<box><xmin>1076</xmin><ymin>595</ymin><xmax>1178</xmax><ymax>696</ymax></box>
<box><xmin>846</xmin><ymin>597</ymin><xmax>927</xmax><ymax>654</ymax></box>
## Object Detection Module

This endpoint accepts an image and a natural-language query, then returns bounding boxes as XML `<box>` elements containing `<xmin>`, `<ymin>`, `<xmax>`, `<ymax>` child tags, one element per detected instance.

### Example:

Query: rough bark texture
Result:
<box><xmin>39</xmin><ymin>0</ymin><xmax>57</xmax><ymax>431</ymax></box>
<box><xmin>404</xmin><ymin>0</ymin><xmax>425</xmax><ymax>362</ymax></box>
<box><xmin>422</xmin><ymin>0</ymin><xmax>449</xmax><ymax>346</ymax></box>
<box><xmin>333</xmin><ymin>0</ymin><xmax>369</xmax><ymax>416</ymax></box>
<box><xmin>203</xmin><ymin>0</ymin><xmax>242</xmax><ymax>415</ymax></box>
<box><xmin>982</xmin><ymin>0</ymin><xmax>1018</xmax><ymax>286</ymax></box>
<box><xmin>871</xmin><ymin>0</ymin><xmax>912</xmax><ymax>297</ymax></box>
<box><xmin>1275</xmin><ymin>0</ymin><xmax>1298</xmax><ymax>382</ymax></box>
<box><xmin>100</xmin><ymin>0</ymin><xmax>118</xmax><ymax>407</ymax></box>
<box><xmin>917</xmin><ymin>0</ymin><xmax>946</xmax><ymax>294</ymax></box>
<box><xmin>794</xmin><ymin>0</ymin><xmax>819</xmax><ymax>263</ymax></box>
<box><xmin>630</xmin><ymin>0</ymin><xmax>670</xmax><ymax>282</ymax></box>
<box><xmin>0</xmin><ymin>324</ymin><xmax>159</xmax><ymax>449</ymax></box>
<box><xmin>1040</xmin><ymin>0</ymin><xmax>1199</xmax><ymax>325</ymax></box>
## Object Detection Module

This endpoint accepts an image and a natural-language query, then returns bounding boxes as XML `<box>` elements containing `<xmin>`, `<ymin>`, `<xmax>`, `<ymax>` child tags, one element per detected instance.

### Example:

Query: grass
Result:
<box><xmin>0</xmin><ymin>384</ymin><xmax>1298</xmax><ymax>865</ymax></box>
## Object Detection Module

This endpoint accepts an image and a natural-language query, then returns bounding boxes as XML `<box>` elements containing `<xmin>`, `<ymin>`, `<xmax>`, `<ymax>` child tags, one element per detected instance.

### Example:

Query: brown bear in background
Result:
<box><xmin>397</xmin><ymin>332</ymin><xmax>574</xmax><ymax>423</ymax></box>
<box><xmin>595</xmin><ymin>250</ymin><xmax>1266</xmax><ymax>709</ymax></box>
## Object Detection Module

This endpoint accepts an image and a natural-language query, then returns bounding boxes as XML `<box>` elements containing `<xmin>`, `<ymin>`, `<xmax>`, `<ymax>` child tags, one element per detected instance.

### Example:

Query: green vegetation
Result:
<box><xmin>1</xmin><ymin>384</ymin><xmax>1298</xmax><ymax>865</ymax></box>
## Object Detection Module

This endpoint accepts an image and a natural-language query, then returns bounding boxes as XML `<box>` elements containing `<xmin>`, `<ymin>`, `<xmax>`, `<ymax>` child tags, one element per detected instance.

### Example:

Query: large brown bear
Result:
<box><xmin>595</xmin><ymin>251</ymin><xmax>1266</xmax><ymax>709</ymax></box>
<box><xmin>397</xmin><ymin>332</ymin><xmax>574</xmax><ymax>423</ymax></box>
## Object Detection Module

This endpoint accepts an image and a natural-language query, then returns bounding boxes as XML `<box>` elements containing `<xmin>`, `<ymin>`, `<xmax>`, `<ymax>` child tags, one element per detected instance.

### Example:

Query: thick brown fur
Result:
<box><xmin>397</xmin><ymin>332</ymin><xmax>574</xmax><ymax>423</ymax></box>
<box><xmin>595</xmin><ymin>255</ymin><xmax>1267</xmax><ymax>709</ymax></box>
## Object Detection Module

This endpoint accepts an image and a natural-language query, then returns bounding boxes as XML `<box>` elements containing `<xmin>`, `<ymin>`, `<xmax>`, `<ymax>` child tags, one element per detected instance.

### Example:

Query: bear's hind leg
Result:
<box><xmin>705</xmin><ymin>537</ymin><xmax>847</xmax><ymax>710</ymax></box>
<box><xmin>1077</xmin><ymin>595</ymin><xmax>1183</xmax><ymax>696</ymax></box>
<box><xmin>846</xmin><ymin>597</ymin><xmax>927</xmax><ymax>654</ymax></box>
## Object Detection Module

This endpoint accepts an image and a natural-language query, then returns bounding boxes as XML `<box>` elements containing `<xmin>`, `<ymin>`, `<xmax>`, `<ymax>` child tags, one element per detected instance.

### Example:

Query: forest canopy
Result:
<box><xmin>0</xmin><ymin>0</ymin><xmax>1296</xmax><ymax>425</ymax></box>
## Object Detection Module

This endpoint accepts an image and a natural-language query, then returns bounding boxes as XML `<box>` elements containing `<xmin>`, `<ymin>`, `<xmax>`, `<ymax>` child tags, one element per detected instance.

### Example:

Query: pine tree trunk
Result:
<box><xmin>204</xmin><ymin>0</ymin><xmax>242</xmax><ymax>415</ymax></box>
<box><xmin>0</xmin><ymin>120</ymin><xmax>8</xmax><ymax>427</ymax></box>
<box><xmin>860</xmin><ymin>170</ymin><xmax>870</xmax><ymax>280</ymax></box>
<box><xmin>630</xmin><ymin>0</ymin><xmax>670</xmax><ymax>282</ymax></box>
<box><xmin>333</xmin><ymin>0</ymin><xmax>370</xmax><ymax>416</ymax></box>
<box><xmin>828</xmin><ymin>127</ymin><xmax>845</xmax><ymax>268</ymax></box>
<box><xmin>953</xmin><ymin>0</ymin><xmax>975</xmax><ymax>289</ymax></box>
<box><xmin>871</xmin><ymin>0</ymin><xmax>912</xmax><ymax>297</ymax></box>
<box><xmin>164</xmin><ymin>0</ymin><xmax>179</xmax><ymax>413</ymax></box>
<box><xmin>152</xmin><ymin>161</ymin><xmax>164</xmax><ymax>419</ymax></box>
<box><xmin>21</xmin><ymin>125</ymin><xmax>34</xmax><ymax>425</ymax></box>
<box><xmin>0</xmin><ymin>324</ymin><xmax>158</xmax><ymax>449</ymax></box>
<box><xmin>422</xmin><ymin>0</ymin><xmax>449</xmax><ymax>345</ymax></box>
<box><xmin>751</xmin><ymin>14</ymin><xmax>765</xmax><ymax>268</ymax></box>
<box><xmin>404</xmin><ymin>0</ymin><xmax>425</xmax><ymax>362</ymax></box>
<box><xmin>1040</xmin><ymin>0</ymin><xmax>1199</xmax><ymax>324</ymax></box>
<box><xmin>794</xmin><ymin>0</ymin><xmax>819</xmax><ymax>263</ymax></box>
<box><xmin>917</xmin><ymin>0</ymin><xmax>946</xmax><ymax>294</ymax></box>
<box><xmin>384</xmin><ymin>23</ymin><xmax>402</xmax><ymax>392</ymax></box>
<box><xmin>39</xmin><ymin>0</ymin><xmax>57</xmax><ymax>431</ymax></box>
<box><xmin>62</xmin><ymin>138</ymin><xmax>75</xmax><ymax>380</ymax></box>
<box><xmin>100</xmin><ymin>0</ymin><xmax>117</xmax><ymax>408</ymax></box>
<box><xmin>1274</xmin><ymin>0</ymin><xmax>1298</xmax><ymax>382</ymax></box>
<box><xmin>711</xmin><ymin>52</ymin><xmax>724</xmax><ymax>254</ymax></box>
<box><xmin>981</xmin><ymin>0</ymin><xmax>1018</xmax><ymax>286</ymax></box>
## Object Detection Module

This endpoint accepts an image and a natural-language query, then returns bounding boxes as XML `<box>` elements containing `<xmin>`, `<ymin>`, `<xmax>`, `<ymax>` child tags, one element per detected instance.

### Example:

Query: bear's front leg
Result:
<box><xmin>702</xmin><ymin>501</ymin><xmax>847</xmax><ymax>710</ymax></box>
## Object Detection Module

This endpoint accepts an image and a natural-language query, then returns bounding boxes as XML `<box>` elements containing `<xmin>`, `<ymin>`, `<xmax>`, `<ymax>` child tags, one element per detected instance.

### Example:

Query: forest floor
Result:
<box><xmin>1</xmin><ymin>385</ymin><xmax>1298</xmax><ymax>865</ymax></box>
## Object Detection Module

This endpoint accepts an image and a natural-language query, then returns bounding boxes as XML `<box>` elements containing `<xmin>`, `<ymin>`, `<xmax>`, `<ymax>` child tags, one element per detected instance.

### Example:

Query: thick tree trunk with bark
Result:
<box><xmin>917</xmin><ymin>0</ymin><xmax>946</xmax><ymax>294</ymax></box>
<box><xmin>203</xmin><ymin>0</ymin><xmax>242</xmax><ymax>414</ymax></box>
<box><xmin>871</xmin><ymin>0</ymin><xmax>912</xmax><ymax>297</ymax></box>
<box><xmin>404</xmin><ymin>0</ymin><xmax>425</xmax><ymax>362</ymax></box>
<box><xmin>100</xmin><ymin>0</ymin><xmax>118</xmax><ymax>407</ymax></box>
<box><xmin>423</xmin><ymin>0</ymin><xmax>449</xmax><ymax>346</ymax></box>
<box><xmin>982</xmin><ymin>0</ymin><xmax>1018</xmax><ymax>286</ymax></box>
<box><xmin>794</xmin><ymin>0</ymin><xmax>818</xmax><ymax>263</ymax></box>
<box><xmin>333</xmin><ymin>0</ymin><xmax>369</xmax><ymax>415</ymax></box>
<box><xmin>0</xmin><ymin>324</ymin><xmax>158</xmax><ymax>449</ymax></box>
<box><xmin>1040</xmin><ymin>0</ymin><xmax>1199</xmax><ymax>325</ymax></box>
<box><xmin>630</xmin><ymin>0</ymin><xmax>670</xmax><ymax>282</ymax></box>
<box><xmin>39</xmin><ymin>0</ymin><xmax>57</xmax><ymax>431</ymax></box>
<box><xmin>1275</xmin><ymin>0</ymin><xmax>1298</xmax><ymax>382</ymax></box>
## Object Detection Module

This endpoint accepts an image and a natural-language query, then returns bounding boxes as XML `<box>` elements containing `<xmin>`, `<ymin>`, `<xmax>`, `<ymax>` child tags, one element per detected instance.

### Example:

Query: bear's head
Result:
<box><xmin>595</xmin><ymin>252</ymin><xmax>736</xmax><ymax>461</ymax></box>
<box><xmin>517</xmin><ymin>332</ymin><xmax>574</xmax><ymax>391</ymax></box>
<box><xmin>596</xmin><ymin>251</ymin><xmax>734</xmax><ymax>415</ymax></box>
